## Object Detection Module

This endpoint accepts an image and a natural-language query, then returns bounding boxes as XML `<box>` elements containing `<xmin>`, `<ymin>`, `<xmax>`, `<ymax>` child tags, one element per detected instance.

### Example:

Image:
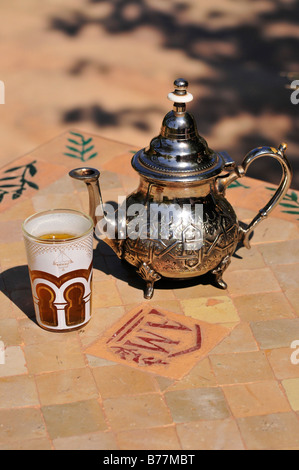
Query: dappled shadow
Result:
<box><xmin>50</xmin><ymin>0</ymin><xmax>299</xmax><ymax>188</ymax></box>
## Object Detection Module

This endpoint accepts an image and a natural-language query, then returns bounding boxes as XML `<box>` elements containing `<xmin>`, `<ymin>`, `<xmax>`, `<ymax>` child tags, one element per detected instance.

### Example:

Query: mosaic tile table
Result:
<box><xmin>0</xmin><ymin>130</ymin><xmax>299</xmax><ymax>450</ymax></box>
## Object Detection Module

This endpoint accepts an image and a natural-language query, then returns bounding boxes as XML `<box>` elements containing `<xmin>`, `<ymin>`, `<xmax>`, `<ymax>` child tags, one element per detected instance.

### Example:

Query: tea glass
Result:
<box><xmin>22</xmin><ymin>209</ymin><xmax>94</xmax><ymax>332</ymax></box>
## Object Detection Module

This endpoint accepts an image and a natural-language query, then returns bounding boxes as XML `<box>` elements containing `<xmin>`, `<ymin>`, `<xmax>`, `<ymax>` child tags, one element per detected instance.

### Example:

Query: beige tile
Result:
<box><xmin>0</xmin><ymin>292</ymin><xmax>14</xmax><ymax>320</ymax></box>
<box><xmin>0</xmin><ymin>220</ymin><xmax>24</xmax><ymax>243</ymax></box>
<box><xmin>0</xmin><ymin>375</ymin><xmax>39</xmax><ymax>408</ymax></box>
<box><xmin>0</xmin><ymin>408</ymin><xmax>47</xmax><ymax>445</ymax></box>
<box><xmin>237</xmin><ymin>412</ymin><xmax>299</xmax><ymax>450</ymax></box>
<box><xmin>181</xmin><ymin>296</ymin><xmax>240</xmax><ymax>324</ymax></box>
<box><xmin>226</xmin><ymin>268</ymin><xmax>281</xmax><ymax>295</ymax></box>
<box><xmin>282</xmin><ymin>378</ymin><xmax>299</xmax><ymax>411</ymax></box>
<box><xmin>24</xmin><ymin>336</ymin><xmax>86</xmax><ymax>374</ymax></box>
<box><xmin>35</xmin><ymin>368</ymin><xmax>99</xmax><ymax>406</ymax></box>
<box><xmin>78</xmin><ymin>305</ymin><xmax>126</xmax><ymax>348</ymax></box>
<box><xmin>258</xmin><ymin>239</ymin><xmax>299</xmax><ymax>265</ymax></box>
<box><xmin>53</xmin><ymin>431</ymin><xmax>118</xmax><ymax>450</ymax></box>
<box><xmin>0</xmin><ymin>318</ymin><xmax>22</xmax><ymax>346</ymax></box>
<box><xmin>266</xmin><ymin>348</ymin><xmax>299</xmax><ymax>380</ymax></box>
<box><xmin>42</xmin><ymin>399</ymin><xmax>107</xmax><ymax>439</ymax></box>
<box><xmin>92</xmin><ymin>364</ymin><xmax>158</xmax><ymax>398</ymax></box>
<box><xmin>285</xmin><ymin>288</ymin><xmax>299</xmax><ymax>316</ymax></box>
<box><xmin>250</xmin><ymin>318</ymin><xmax>299</xmax><ymax>349</ymax></box>
<box><xmin>117</xmin><ymin>426</ymin><xmax>181</xmax><ymax>450</ymax></box>
<box><xmin>223</xmin><ymin>381</ymin><xmax>291</xmax><ymax>418</ymax></box>
<box><xmin>229</xmin><ymin>246</ymin><xmax>265</xmax><ymax>271</ymax></box>
<box><xmin>210</xmin><ymin>351</ymin><xmax>274</xmax><ymax>385</ymax></box>
<box><xmin>0</xmin><ymin>438</ymin><xmax>52</xmax><ymax>450</ymax></box>
<box><xmin>103</xmin><ymin>394</ymin><xmax>172</xmax><ymax>431</ymax></box>
<box><xmin>164</xmin><ymin>387</ymin><xmax>230</xmax><ymax>422</ymax></box>
<box><xmin>166</xmin><ymin>358</ymin><xmax>217</xmax><ymax>391</ymax></box>
<box><xmin>274</xmin><ymin>263</ymin><xmax>299</xmax><ymax>290</ymax></box>
<box><xmin>248</xmin><ymin>217</ymin><xmax>299</xmax><ymax>244</ymax></box>
<box><xmin>116</xmin><ymin>278</ymin><xmax>176</xmax><ymax>304</ymax></box>
<box><xmin>176</xmin><ymin>418</ymin><xmax>245</xmax><ymax>450</ymax></box>
<box><xmin>233</xmin><ymin>292</ymin><xmax>295</xmax><ymax>322</ymax></box>
<box><xmin>173</xmin><ymin>281</ymin><xmax>225</xmax><ymax>300</ymax></box>
<box><xmin>0</xmin><ymin>346</ymin><xmax>27</xmax><ymax>377</ymax></box>
<box><xmin>210</xmin><ymin>323</ymin><xmax>258</xmax><ymax>354</ymax></box>
<box><xmin>92</xmin><ymin>279</ymin><xmax>123</xmax><ymax>308</ymax></box>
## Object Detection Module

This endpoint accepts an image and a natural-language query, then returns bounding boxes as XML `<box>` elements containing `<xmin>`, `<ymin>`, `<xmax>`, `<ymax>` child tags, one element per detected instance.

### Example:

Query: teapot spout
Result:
<box><xmin>69</xmin><ymin>167</ymin><xmax>121</xmax><ymax>257</ymax></box>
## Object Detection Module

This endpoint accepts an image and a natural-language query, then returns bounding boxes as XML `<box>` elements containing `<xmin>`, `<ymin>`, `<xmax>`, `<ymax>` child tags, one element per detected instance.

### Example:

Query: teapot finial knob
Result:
<box><xmin>168</xmin><ymin>78</ymin><xmax>193</xmax><ymax>107</ymax></box>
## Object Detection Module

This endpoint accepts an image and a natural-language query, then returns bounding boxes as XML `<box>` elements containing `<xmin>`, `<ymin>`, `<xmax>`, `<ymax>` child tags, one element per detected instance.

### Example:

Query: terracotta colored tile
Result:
<box><xmin>181</xmin><ymin>295</ymin><xmax>240</xmax><ymax>324</ymax></box>
<box><xmin>210</xmin><ymin>323</ymin><xmax>258</xmax><ymax>354</ymax></box>
<box><xmin>223</xmin><ymin>381</ymin><xmax>291</xmax><ymax>418</ymax></box>
<box><xmin>250</xmin><ymin>318</ymin><xmax>299</xmax><ymax>349</ymax></box>
<box><xmin>233</xmin><ymin>292</ymin><xmax>295</xmax><ymax>322</ymax></box>
<box><xmin>0</xmin><ymin>219</ymin><xmax>23</xmax><ymax>243</ymax></box>
<box><xmin>0</xmin><ymin>241</ymin><xmax>28</xmax><ymax>269</ymax></box>
<box><xmin>32</xmin><ymin>193</ymin><xmax>82</xmax><ymax>213</ymax></box>
<box><xmin>92</xmin><ymin>279</ymin><xmax>123</xmax><ymax>308</ymax></box>
<box><xmin>0</xmin><ymin>375</ymin><xmax>39</xmax><ymax>408</ymax></box>
<box><xmin>35</xmin><ymin>368</ymin><xmax>99</xmax><ymax>406</ymax></box>
<box><xmin>210</xmin><ymin>351</ymin><xmax>274</xmax><ymax>385</ymax></box>
<box><xmin>266</xmin><ymin>348</ymin><xmax>299</xmax><ymax>380</ymax></box>
<box><xmin>154</xmin><ymin>375</ymin><xmax>175</xmax><ymax>392</ymax></box>
<box><xmin>85</xmin><ymin>304</ymin><xmax>231</xmax><ymax>380</ymax></box>
<box><xmin>164</xmin><ymin>387</ymin><xmax>230</xmax><ymax>422</ymax></box>
<box><xmin>24</xmin><ymin>336</ymin><xmax>86</xmax><ymax>374</ymax></box>
<box><xmin>117</xmin><ymin>426</ymin><xmax>181</xmax><ymax>450</ymax></box>
<box><xmin>103</xmin><ymin>394</ymin><xmax>172</xmax><ymax>431</ymax></box>
<box><xmin>229</xmin><ymin>246</ymin><xmax>265</xmax><ymax>271</ymax></box>
<box><xmin>92</xmin><ymin>364</ymin><xmax>158</xmax><ymax>398</ymax></box>
<box><xmin>274</xmin><ymin>263</ymin><xmax>299</xmax><ymax>290</ymax></box>
<box><xmin>285</xmin><ymin>288</ymin><xmax>299</xmax><ymax>316</ymax></box>
<box><xmin>237</xmin><ymin>412</ymin><xmax>299</xmax><ymax>450</ymax></box>
<box><xmin>0</xmin><ymin>198</ymin><xmax>35</xmax><ymax>222</ymax></box>
<box><xmin>0</xmin><ymin>408</ymin><xmax>47</xmax><ymax>445</ymax></box>
<box><xmin>42</xmin><ymin>399</ymin><xmax>107</xmax><ymax>439</ymax></box>
<box><xmin>258</xmin><ymin>239</ymin><xmax>299</xmax><ymax>266</ymax></box>
<box><xmin>0</xmin><ymin>346</ymin><xmax>27</xmax><ymax>377</ymax></box>
<box><xmin>176</xmin><ymin>418</ymin><xmax>245</xmax><ymax>450</ymax></box>
<box><xmin>226</xmin><ymin>268</ymin><xmax>281</xmax><ymax>295</ymax></box>
<box><xmin>282</xmin><ymin>379</ymin><xmax>299</xmax><ymax>411</ymax></box>
<box><xmin>166</xmin><ymin>358</ymin><xmax>217</xmax><ymax>391</ymax></box>
<box><xmin>53</xmin><ymin>431</ymin><xmax>118</xmax><ymax>450</ymax></box>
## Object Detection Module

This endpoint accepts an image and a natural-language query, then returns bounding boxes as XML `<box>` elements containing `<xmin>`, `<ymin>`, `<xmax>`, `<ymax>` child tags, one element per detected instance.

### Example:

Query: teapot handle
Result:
<box><xmin>218</xmin><ymin>143</ymin><xmax>292</xmax><ymax>249</ymax></box>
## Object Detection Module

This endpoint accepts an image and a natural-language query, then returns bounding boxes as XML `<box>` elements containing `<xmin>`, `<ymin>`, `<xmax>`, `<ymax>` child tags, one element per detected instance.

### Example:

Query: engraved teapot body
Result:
<box><xmin>70</xmin><ymin>79</ymin><xmax>292</xmax><ymax>299</ymax></box>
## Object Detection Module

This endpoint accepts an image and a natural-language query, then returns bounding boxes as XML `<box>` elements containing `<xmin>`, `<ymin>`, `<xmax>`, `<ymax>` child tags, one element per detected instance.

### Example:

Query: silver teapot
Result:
<box><xmin>69</xmin><ymin>79</ymin><xmax>292</xmax><ymax>299</ymax></box>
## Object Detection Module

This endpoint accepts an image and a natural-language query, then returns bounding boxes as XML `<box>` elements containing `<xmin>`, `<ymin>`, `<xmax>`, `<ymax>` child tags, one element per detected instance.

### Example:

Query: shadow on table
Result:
<box><xmin>0</xmin><ymin>225</ymin><xmax>252</xmax><ymax>318</ymax></box>
<box><xmin>0</xmin><ymin>265</ymin><xmax>37</xmax><ymax>322</ymax></box>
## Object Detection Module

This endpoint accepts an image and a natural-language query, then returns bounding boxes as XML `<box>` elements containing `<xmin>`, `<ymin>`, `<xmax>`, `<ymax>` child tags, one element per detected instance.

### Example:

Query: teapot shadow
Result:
<box><xmin>93</xmin><ymin>221</ymin><xmax>253</xmax><ymax>293</ymax></box>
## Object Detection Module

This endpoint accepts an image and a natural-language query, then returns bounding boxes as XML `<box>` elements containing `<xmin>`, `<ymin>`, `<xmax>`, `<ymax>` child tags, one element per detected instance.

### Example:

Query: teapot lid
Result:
<box><xmin>131</xmin><ymin>78</ymin><xmax>225</xmax><ymax>183</ymax></box>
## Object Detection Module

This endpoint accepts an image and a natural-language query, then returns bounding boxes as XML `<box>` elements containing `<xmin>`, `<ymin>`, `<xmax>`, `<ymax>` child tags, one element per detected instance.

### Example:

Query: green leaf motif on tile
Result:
<box><xmin>266</xmin><ymin>186</ymin><xmax>299</xmax><ymax>220</ymax></box>
<box><xmin>0</xmin><ymin>160</ymin><xmax>39</xmax><ymax>203</ymax></box>
<box><xmin>64</xmin><ymin>131</ymin><xmax>98</xmax><ymax>162</ymax></box>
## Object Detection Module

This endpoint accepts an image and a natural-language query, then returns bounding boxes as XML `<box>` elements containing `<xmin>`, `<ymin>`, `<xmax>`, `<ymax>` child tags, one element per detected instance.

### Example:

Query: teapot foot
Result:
<box><xmin>136</xmin><ymin>262</ymin><xmax>162</xmax><ymax>300</ymax></box>
<box><xmin>211</xmin><ymin>255</ymin><xmax>231</xmax><ymax>290</ymax></box>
